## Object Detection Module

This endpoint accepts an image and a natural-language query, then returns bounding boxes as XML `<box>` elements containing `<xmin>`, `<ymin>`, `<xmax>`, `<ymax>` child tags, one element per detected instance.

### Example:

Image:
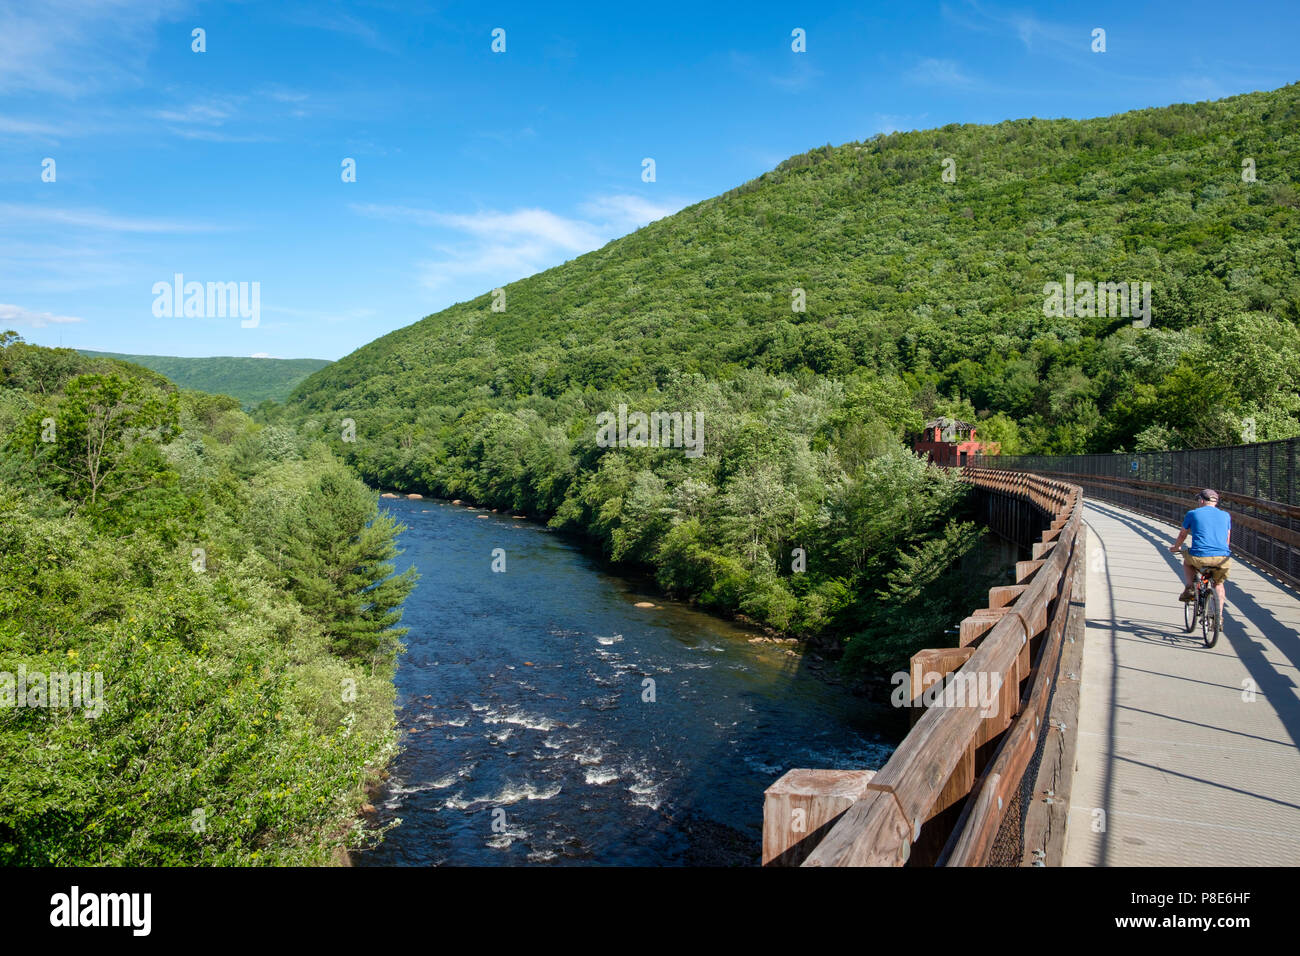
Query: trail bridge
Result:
<box><xmin>763</xmin><ymin>438</ymin><xmax>1300</xmax><ymax>867</ymax></box>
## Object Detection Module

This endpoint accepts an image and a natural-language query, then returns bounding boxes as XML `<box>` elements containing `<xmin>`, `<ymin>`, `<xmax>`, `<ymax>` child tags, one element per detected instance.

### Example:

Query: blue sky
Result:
<box><xmin>1</xmin><ymin>0</ymin><xmax>1296</xmax><ymax>361</ymax></box>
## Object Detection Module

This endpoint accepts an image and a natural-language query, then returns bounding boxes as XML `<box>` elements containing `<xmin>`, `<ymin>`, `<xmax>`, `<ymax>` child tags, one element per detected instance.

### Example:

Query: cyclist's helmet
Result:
<box><xmin>1198</xmin><ymin>488</ymin><xmax>1219</xmax><ymax>503</ymax></box>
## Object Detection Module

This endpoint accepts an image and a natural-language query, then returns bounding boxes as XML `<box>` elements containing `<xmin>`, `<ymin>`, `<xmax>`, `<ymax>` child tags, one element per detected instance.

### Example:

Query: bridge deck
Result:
<box><xmin>1065</xmin><ymin>501</ymin><xmax>1300</xmax><ymax>866</ymax></box>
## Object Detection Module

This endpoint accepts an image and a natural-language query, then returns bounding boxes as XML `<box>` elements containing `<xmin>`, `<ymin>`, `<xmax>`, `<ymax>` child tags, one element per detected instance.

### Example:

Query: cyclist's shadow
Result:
<box><xmin>1105</xmin><ymin>616</ymin><xmax>1203</xmax><ymax>649</ymax></box>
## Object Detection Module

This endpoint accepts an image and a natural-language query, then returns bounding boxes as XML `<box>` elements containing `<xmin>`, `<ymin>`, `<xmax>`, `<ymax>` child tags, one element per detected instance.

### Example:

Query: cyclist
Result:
<box><xmin>1168</xmin><ymin>488</ymin><xmax>1230</xmax><ymax>616</ymax></box>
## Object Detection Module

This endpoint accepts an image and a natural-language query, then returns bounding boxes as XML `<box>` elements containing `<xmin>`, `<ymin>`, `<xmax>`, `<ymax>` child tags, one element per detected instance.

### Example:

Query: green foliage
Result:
<box><xmin>843</xmin><ymin>519</ymin><xmax>991</xmax><ymax>674</ymax></box>
<box><xmin>23</xmin><ymin>373</ymin><xmax>180</xmax><ymax>508</ymax></box>
<box><xmin>263</xmin><ymin>464</ymin><xmax>416</xmax><ymax>664</ymax></box>
<box><xmin>0</xmin><ymin>337</ymin><xmax>410</xmax><ymax>865</ymax></box>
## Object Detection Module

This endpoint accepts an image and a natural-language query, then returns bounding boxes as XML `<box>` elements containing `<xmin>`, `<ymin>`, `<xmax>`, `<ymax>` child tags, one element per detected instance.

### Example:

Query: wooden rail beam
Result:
<box><xmin>773</xmin><ymin>467</ymin><xmax>1084</xmax><ymax>867</ymax></box>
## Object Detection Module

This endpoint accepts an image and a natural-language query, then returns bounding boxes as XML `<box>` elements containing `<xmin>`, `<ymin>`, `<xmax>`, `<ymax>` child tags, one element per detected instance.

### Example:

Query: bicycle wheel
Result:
<box><xmin>1203</xmin><ymin>587</ymin><xmax>1222</xmax><ymax>648</ymax></box>
<box><xmin>1183</xmin><ymin>585</ymin><xmax>1197</xmax><ymax>632</ymax></box>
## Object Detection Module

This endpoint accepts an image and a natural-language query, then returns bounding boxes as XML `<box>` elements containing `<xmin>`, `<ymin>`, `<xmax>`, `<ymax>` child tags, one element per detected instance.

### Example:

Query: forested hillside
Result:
<box><xmin>0</xmin><ymin>334</ymin><xmax>412</xmax><ymax>864</ymax></box>
<box><xmin>77</xmin><ymin>351</ymin><xmax>331</xmax><ymax>407</ymax></box>
<box><xmin>284</xmin><ymin>84</ymin><xmax>1300</xmax><ymax>674</ymax></box>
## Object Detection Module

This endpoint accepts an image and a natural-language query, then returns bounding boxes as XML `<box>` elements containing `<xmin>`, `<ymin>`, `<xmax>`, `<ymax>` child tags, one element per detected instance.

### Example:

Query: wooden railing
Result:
<box><xmin>763</xmin><ymin>468</ymin><xmax>1086</xmax><ymax>867</ymax></box>
<box><xmin>1012</xmin><ymin>470</ymin><xmax>1299</xmax><ymax>592</ymax></box>
<box><xmin>980</xmin><ymin>438</ymin><xmax>1300</xmax><ymax>590</ymax></box>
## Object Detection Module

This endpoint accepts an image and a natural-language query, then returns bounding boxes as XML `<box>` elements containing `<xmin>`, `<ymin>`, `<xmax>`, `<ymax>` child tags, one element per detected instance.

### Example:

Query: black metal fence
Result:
<box><xmin>973</xmin><ymin>438</ymin><xmax>1300</xmax><ymax>591</ymax></box>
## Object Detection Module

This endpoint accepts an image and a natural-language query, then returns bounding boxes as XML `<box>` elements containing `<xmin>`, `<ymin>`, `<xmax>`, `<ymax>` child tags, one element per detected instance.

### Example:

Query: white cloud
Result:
<box><xmin>0</xmin><ymin>303</ymin><xmax>84</xmax><ymax>327</ymax></box>
<box><xmin>154</xmin><ymin>100</ymin><xmax>238</xmax><ymax>125</ymax></box>
<box><xmin>871</xmin><ymin>112</ymin><xmax>931</xmax><ymax>135</ymax></box>
<box><xmin>942</xmin><ymin>3</ymin><xmax>1083</xmax><ymax>59</ymax></box>
<box><xmin>1179</xmin><ymin>76</ymin><xmax>1230</xmax><ymax>101</ymax></box>
<box><xmin>770</xmin><ymin>60</ymin><xmax>824</xmax><ymax>92</ymax></box>
<box><xmin>354</xmin><ymin>193</ymin><xmax>692</xmax><ymax>292</ymax></box>
<box><xmin>0</xmin><ymin>114</ymin><xmax>68</xmax><ymax>138</ymax></box>
<box><xmin>0</xmin><ymin>1</ymin><xmax>183</xmax><ymax>97</ymax></box>
<box><xmin>578</xmin><ymin>194</ymin><xmax>680</xmax><ymax>228</ymax></box>
<box><xmin>728</xmin><ymin>51</ymin><xmax>824</xmax><ymax>93</ymax></box>
<box><xmin>434</xmin><ymin>209</ymin><xmax>605</xmax><ymax>252</ymax></box>
<box><xmin>906</xmin><ymin>58</ymin><xmax>977</xmax><ymax>88</ymax></box>
<box><xmin>152</xmin><ymin>97</ymin><xmax>273</xmax><ymax>141</ymax></box>
<box><xmin>261</xmin><ymin>86</ymin><xmax>310</xmax><ymax>104</ymax></box>
<box><xmin>1007</xmin><ymin>13</ymin><xmax>1072</xmax><ymax>52</ymax></box>
<box><xmin>0</xmin><ymin>203</ymin><xmax>218</xmax><ymax>234</ymax></box>
<box><xmin>168</xmin><ymin>127</ymin><xmax>272</xmax><ymax>143</ymax></box>
<box><xmin>280</xmin><ymin>7</ymin><xmax>391</xmax><ymax>52</ymax></box>
<box><xmin>262</xmin><ymin>305</ymin><xmax>377</xmax><ymax>326</ymax></box>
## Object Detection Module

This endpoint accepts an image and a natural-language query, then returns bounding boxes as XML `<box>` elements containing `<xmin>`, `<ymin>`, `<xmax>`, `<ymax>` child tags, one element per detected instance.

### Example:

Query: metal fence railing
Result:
<box><xmin>974</xmin><ymin>438</ymin><xmax>1300</xmax><ymax>591</ymax></box>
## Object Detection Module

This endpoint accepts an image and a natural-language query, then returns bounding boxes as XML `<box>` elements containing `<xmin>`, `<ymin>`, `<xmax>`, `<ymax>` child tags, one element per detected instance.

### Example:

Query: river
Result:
<box><xmin>356</xmin><ymin>498</ymin><xmax>897</xmax><ymax>866</ymax></box>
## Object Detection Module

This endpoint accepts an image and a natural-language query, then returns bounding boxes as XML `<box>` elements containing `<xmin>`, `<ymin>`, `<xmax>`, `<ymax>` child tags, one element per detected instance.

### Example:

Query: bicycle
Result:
<box><xmin>1182</xmin><ymin>565</ymin><xmax>1223</xmax><ymax>648</ymax></box>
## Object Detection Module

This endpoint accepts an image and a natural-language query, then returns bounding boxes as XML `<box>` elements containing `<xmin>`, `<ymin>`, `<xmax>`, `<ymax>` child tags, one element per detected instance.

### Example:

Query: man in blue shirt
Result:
<box><xmin>1168</xmin><ymin>488</ymin><xmax>1231</xmax><ymax>613</ymax></box>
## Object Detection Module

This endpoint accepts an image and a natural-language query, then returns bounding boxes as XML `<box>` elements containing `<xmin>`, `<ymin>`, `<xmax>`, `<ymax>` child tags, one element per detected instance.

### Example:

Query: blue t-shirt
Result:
<box><xmin>1183</xmin><ymin>506</ymin><xmax>1231</xmax><ymax>557</ymax></box>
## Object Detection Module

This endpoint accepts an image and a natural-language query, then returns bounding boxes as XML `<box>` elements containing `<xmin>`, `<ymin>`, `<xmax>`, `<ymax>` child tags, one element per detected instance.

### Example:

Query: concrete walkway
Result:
<box><xmin>1064</xmin><ymin>500</ymin><xmax>1300</xmax><ymax>866</ymax></box>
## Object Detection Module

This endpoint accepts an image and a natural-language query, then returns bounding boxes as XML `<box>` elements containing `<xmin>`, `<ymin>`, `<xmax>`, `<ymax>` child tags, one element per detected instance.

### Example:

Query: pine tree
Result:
<box><xmin>273</xmin><ymin>466</ymin><xmax>417</xmax><ymax>667</ymax></box>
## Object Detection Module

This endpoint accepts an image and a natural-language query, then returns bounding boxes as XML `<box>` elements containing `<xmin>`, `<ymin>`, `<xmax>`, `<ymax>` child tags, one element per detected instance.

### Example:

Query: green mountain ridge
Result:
<box><xmin>291</xmin><ymin>83</ymin><xmax>1300</xmax><ymax>453</ymax></box>
<box><xmin>77</xmin><ymin>350</ymin><xmax>331</xmax><ymax>407</ymax></box>
<box><xmin>280</xmin><ymin>83</ymin><xmax>1300</xmax><ymax>670</ymax></box>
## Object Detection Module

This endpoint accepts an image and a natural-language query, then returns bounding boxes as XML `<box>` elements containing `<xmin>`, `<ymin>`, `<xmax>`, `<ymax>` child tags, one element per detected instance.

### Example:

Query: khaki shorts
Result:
<box><xmin>1182</xmin><ymin>548</ymin><xmax>1230</xmax><ymax>584</ymax></box>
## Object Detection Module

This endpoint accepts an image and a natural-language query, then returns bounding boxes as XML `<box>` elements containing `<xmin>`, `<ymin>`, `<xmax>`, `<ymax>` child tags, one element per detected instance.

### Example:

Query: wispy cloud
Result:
<box><xmin>353</xmin><ymin>193</ymin><xmax>691</xmax><ymax>291</ymax></box>
<box><xmin>941</xmin><ymin>1</ymin><xmax>1249</xmax><ymax>96</ymax></box>
<box><xmin>353</xmin><ymin>204</ymin><xmax>604</xmax><ymax>251</ymax></box>
<box><xmin>942</xmin><ymin>2</ymin><xmax>1095</xmax><ymax>60</ymax></box>
<box><xmin>871</xmin><ymin>112</ymin><xmax>931</xmax><ymax>135</ymax></box>
<box><xmin>260</xmin><ymin>86</ymin><xmax>310</xmax><ymax>104</ymax></box>
<box><xmin>0</xmin><ymin>114</ymin><xmax>70</xmax><ymax>139</ymax></box>
<box><xmin>729</xmin><ymin>51</ymin><xmax>824</xmax><ymax>92</ymax></box>
<box><xmin>1006</xmin><ymin>13</ymin><xmax>1078</xmax><ymax>53</ymax></box>
<box><xmin>280</xmin><ymin>6</ymin><xmax>391</xmax><ymax>52</ymax></box>
<box><xmin>153</xmin><ymin>96</ymin><xmax>274</xmax><ymax>141</ymax></box>
<box><xmin>0</xmin><ymin>303</ymin><xmax>84</xmax><ymax>327</ymax></box>
<box><xmin>169</xmin><ymin>127</ymin><xmax>273</xmax><ymax>143</ymax></box>
<box><xmin>0</xmin><ymin>0</ymin><xmax>182</xmax><ymax>96</ymax></box>
<box><xmin>578</xmin><ymin>194</ymin><xmax>681</xmax><ymax>228</ymax></box>
<box><xmin>906</xmin><ymin>57</ymin><xmax>977</xmax><ymax>88</ymax></box>
<box><xmin>1178</xmin><ymin>75</ymin><xmax>1231</xmax><ymax>101</ymax></box>
<box><xmin>473</xmin><ymin>126</ymin><xmax>538</xmax><ymax>148</ymax></box>
<box><xmin>262</xmin><ymin>305</ymin><xmax>377</xmax><ymax>326</ymax></box>
<box><xmin>0</xmin><ymin>203</ymin><xmax>219</xmax><ymax>234</ymax></box>
<box><xmin>770</xmin><ymin>58</ymin><xmax>824</xmax><ymax>92</ymax></box>
<box><xmin>154</xmin><ymin>100</ymin><xmax>239</xmax><ymax>125</ymax></box>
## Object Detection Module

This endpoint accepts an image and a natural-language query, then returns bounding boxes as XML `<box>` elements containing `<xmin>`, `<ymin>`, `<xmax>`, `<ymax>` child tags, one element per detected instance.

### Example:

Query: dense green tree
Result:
<box><xmin>28</xmin><ymin>373</ymin><xmax>179</xmax><ymax>508</ymax></box>
<box><xmin>269</xmin><ymin>465</ymin><xmax>417</xmax><ymax>664</ymax></box>
<box><xmin>0</xmin><ymin>339</ymin><xmax>411</xmax><ymax>865</ymax></box>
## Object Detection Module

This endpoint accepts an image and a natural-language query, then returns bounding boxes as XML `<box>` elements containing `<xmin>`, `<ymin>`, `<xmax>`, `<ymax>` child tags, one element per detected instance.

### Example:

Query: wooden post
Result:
<box><xmin>763</xmin><ymin>769</ymin><xmax>877</xmax><ymax>865</ymax></box>
<box><xmin>909</xmin><ymin>646</ymin><xmax>976</xmax><ymax>726</ymax></box>
<box><xmin>988</xmin><ymin>584</ymin><xmax>1027</xmax><ymax>608</ymax></box>
<box><xmin>959</xmin><ymin>608</ymin><xmax>1010</xmax><ymax>646</ymax></box>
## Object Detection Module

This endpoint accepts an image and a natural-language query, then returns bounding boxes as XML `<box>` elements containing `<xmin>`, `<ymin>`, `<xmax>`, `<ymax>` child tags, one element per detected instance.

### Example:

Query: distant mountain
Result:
<box><xmin>277</xmin><ymin>84</ymin><xmax>1300</xmax><ymax>666</ymax></box>
<box><xmin>76</xmin><ymin>351</ymin><xmax>332</xmax><ymax>406</ymax></box>
<box><xmin>290</xmin><ymin>83</ymin><xmax>1300</xmax><ymax>456</ymax></box>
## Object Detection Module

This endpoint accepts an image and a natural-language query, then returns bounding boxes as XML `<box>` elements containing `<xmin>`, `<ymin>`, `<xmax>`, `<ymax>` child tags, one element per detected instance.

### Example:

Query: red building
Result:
<box><xmin>913</xmin><ymin>417</ymin><xmax>1001</xmax><ymax>466</ymax></box>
